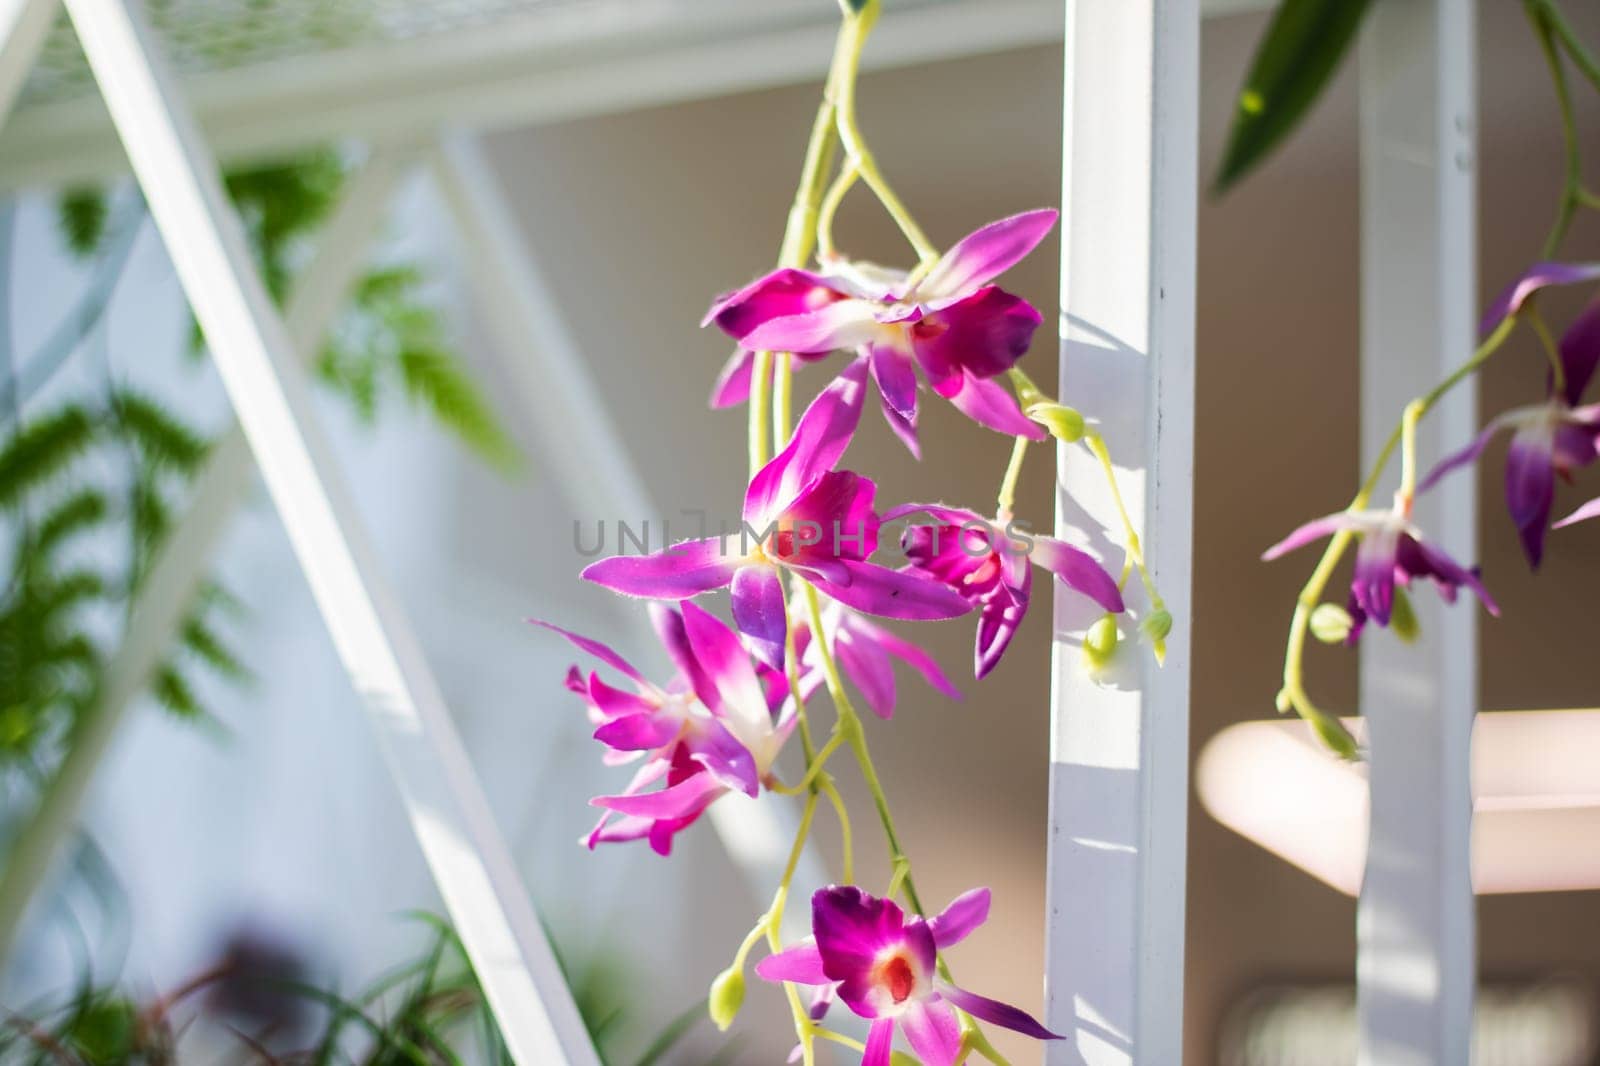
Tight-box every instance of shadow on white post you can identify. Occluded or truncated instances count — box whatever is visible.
[1357,2,1478,1064]
[58,2,599,1061]
[1044,2,1197,1064]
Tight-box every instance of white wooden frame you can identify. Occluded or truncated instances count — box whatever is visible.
[1357,1,1478,1063]
[1045,1,1198,1062]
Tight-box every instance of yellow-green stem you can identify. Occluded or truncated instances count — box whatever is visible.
[1083,430,1162,609]
[831,2,938,265]
[817,163,860,261]
[996,435,1030,518]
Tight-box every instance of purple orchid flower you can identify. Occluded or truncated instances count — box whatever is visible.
[530,602,794,855]
[794,601,962,719]
[885,504,1124,679]
[1422,264,1600,566]
[756,886,1060,1066]
[583,360,972,670]
[1262,502,1499,630]
[704,211,1058,456]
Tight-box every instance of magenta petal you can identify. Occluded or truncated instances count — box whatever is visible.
[812,886,907,984]
[911,286,1044,385]
[744,359,868,527]
[783,470,880,562]
[754,941,830,986]
[591,771,724,818]
[862,1019,894,1066]
[914,209,1058,302]
[820,561,974,621]
[1261,513,1356,561]
[927,888,990,949]
[739,299,883,355]
[649,603,713,698]
[974,579,1028,680]
[868,341,919,418]
[879,389,922,458]
[1558,297,1600,405]
[583,813,654,849]
[526,620,646,684]
[1505,425,1556,567]
[593,713,680,752]
[731,564,788,670]
[680,601,768,722]
[1555,495,1600,527]
[1419,419,1507,495]
[1029,535,1126,613]
[687,720,760,796]
[582,537,740,599]
[834,624,897,719]
[937,981,1062,1041]
[900,1001,963,1066]
[705,268,843,338]
[1480,261,1600,336]
[1399,536,1500,616]
[942,371,1049,439]
[1352,529,1399,626]
[710,348,756,409]
[869,624,962,701]
[585,674,657,719]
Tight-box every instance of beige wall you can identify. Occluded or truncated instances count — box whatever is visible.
[481,4,1600,1061]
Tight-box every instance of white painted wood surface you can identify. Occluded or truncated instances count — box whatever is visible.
[1045,1,1197,1063]
[1357,1,1479,1063]
[0,0,1271,191]
[0,0,54,124]
[58,2,598,1060]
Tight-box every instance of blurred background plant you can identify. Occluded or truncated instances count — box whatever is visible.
[0,146,524,1052]
[0,911,728,1065]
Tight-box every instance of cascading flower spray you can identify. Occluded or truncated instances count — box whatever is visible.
[529,1,1168,1062]
[1261,0,1600,758]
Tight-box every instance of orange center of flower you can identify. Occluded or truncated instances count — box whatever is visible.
[879,953,916,1004]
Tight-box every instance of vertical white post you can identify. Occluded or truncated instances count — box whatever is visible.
[428,134,828,924]
[60,3,598,1062]
[1045,2,1197,1064]
[0,0,55,125]
[1357,2,1478,1064]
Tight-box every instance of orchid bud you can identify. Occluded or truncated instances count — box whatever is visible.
[708,966,745,1031]
[1139,608,1172,645]
[1030,403,1086,443]
[1274,688,1293,714]
[1309,603,1354,645]
[1083,614,1120,670]
[1390,587,1420,644]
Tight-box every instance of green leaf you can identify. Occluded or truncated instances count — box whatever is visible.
[632,1003,703,1066]
[0,406,98,509]
[152,663,203,719]
[34,489,111,556]
[397,346,522,473]
[1213,0,1376,193]
[182,613,251,682]
[111,389,210,472]
[57,188,110,259]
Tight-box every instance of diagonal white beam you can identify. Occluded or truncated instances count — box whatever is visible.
[427,133,827,932]
[1356,2,1478,1063]
[0,0,55,127]
[57,2,598,1061]
[1044,1,1197,1063]
[0,146,410,964]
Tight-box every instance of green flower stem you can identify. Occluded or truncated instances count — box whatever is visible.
[817,163,860,262]
[1082,430,1164,615]
[765,791,821,1066]
[1535,0,1600,96]
[818,775,855,883]
[1528,306,1568,395]
[831,1,939,266]
[1276,314,1519,754]
[996,435,1030,519]
[768,731,847,795]
[1528,2,1585,259]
